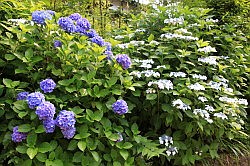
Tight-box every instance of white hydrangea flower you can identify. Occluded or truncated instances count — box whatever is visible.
[170,72,186,78]
[198,57,217,65]
[175,28,192,35]
[192,74,207,80]
[164,16,184,25]
[238,99,248,106]
[205,105,215,112]
[116,43,129,49]
[135,28,146,33]
[159,135,173,146]
[214,112,228,120]
[172,99,191,111]
[139,63,152,69]
[149,40,160,45]
[166,146,178,156]
[208,81,228,90]
[148,79,173,90]
[197,46,217,53]
[224,88,233,93]
[156,65,166,69]
[130,71,142,78]
[146,88,156,94]
[198,96,208,102]
[219,96,237,104]
[129,40,145,46]
[205,18,219,23]
[142,70,160,78]
[114,35,124,40]
[160,33,199,41]
[188,83,205,91]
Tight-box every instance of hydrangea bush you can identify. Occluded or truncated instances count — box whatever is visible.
[111,2,249,165]
[0,5,165,166]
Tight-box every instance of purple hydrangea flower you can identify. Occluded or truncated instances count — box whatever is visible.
[116,54,131,70]
[54,40,62,48]
[116,132,123,142]
[69,13,82,21]
[55,110,76,130]
[11,126,28,142]
[61,127,76,139]
[104,51,114,60]
[40,78,56,93]
[83,29,97,38]
[35,101,56,120]
[17,92,29,100]
[91,36,105,46]
[112,99,128,115]
[58,17,76,33]
[105,42,112,51]
[27,92,45,109]
[43,119,56,133]
[76,18,91,31]
[32,10,53,25]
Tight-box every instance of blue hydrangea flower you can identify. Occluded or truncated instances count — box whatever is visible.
[35,101,56,120]
[55,110,76,130]
[40,78,56,93]
[61,127,76,139]
[32,10,53,25]
[76,18,91,31]
[105,42,112,51]
[116,132,123,142]
[46,10,55,16]
[91,36,105,46]
[11,126,28,142]
[58,17,76,33]
[27,92,45,109]
[104,51,114,60]
[17,92,29,100]
[54,40,62,48]
[69,13,82,21]
[83,29,97,38]
[43,119,56,133]
[112,99,128,115]
[116,54,131,70]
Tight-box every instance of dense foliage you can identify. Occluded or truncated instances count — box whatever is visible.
[0,0,249,165]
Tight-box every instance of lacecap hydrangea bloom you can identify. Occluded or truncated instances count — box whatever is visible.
[11,126,28,142]
[16,92,29,100]
[112,99,128,115]
[32,10,54,25]
[116,54,131,70]
[54,40,62,48]
[55,110,76,130]
[40,78,56,93]
[35,101,56,120]
[27,92,45,109]
[43,120,56,133]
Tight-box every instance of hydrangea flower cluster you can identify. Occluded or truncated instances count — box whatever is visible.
[198,56,217,65]
[159,135,178,156]
[35,101,56,121]
[27,92,45,109]
[188,83,205,91]
[32,10,54,25]
[164,16,184,25]
[191,74,207,80]
[193,109,213,123]
[112,99,128,115]
[16,92,29,100]
[54,40,62,48]
[116,54,132,70]
[148,79,173,90]
[214,112,228,120]
[43,120,56,133]
[55,110,76,139]
[170,72,186,78]
[11,126,28,143]
[160,33,199,41]
[172,99,191,111]
[197,46,217,53]
[40,78,56,93]
[198,96,208,102]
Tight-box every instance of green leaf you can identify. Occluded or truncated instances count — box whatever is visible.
[148,34,154,42]
[93,110,103,121]
[146,94,157,100]
[68,140,78,151]
[27,148,38,159]
[18,124,32,132]
[3,78,12,88]
[120,149,129,160]
[122,142,133,149]
[35,125,45,133]
[38,142,52,153]
[21,159,32,166]
[111,89,123,95]
[78,141,86,152]
[27,132,37,147]
[107,77,118,87]
[13,100,27,111]
[5,54,15,60]
[73,152,83,163]
[91,151,100,162]
[58,78,75,86]
[25,48,33,60]
[52,159,63,166]
[113,161,121,166]
[18,111,28,118]
[16,145,27,154]
[36,153,47,162]
[131,123,139,134]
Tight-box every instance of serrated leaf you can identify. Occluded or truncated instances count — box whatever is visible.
[16,145,27,154]
[91,151,100,162]
[38,142,52,153]
[27,132,37,147]
[120,150,129,160]
[18,124,32,132]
